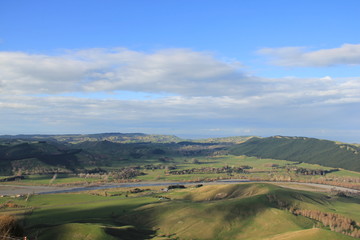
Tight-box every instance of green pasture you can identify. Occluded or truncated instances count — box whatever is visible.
[0,155,359,190]
[1,183,359,239]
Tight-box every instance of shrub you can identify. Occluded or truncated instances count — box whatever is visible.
[0,215,24,239]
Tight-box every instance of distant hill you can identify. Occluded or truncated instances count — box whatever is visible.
[0,133,256,145]
[192,136,253,144]
[0,138,229,175]
[230,136,360,171]
[2,133,359,174]
[0,141,94,175]
[0,133,183,144]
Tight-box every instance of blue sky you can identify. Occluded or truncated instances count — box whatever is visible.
[1,0,360,142]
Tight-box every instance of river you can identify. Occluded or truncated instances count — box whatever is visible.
[1,179,359,196]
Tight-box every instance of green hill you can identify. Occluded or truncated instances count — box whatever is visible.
[16,183,360,239]
[230,136,360,171]
[2,134,360,176]
[118,183,359,239]
[0,142,93,175]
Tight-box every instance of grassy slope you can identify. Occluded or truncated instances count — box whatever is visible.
[38,223,118,240]
[1,183,359,239]
[19,194,158,239]
[119,183,360,240]
[230,136,360,171]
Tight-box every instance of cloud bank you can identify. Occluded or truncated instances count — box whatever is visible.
[0,48,252,96]
[258,43,360,67]
[1,47,360,141]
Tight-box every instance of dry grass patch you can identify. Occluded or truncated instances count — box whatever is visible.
[0,215,24,239]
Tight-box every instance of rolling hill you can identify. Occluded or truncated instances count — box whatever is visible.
[1,134,360,176]
[15,183,360,239]
[230,136,360,171]
[114,183,360,239]
[0,141,94,175]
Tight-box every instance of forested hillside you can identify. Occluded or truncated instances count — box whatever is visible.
[230,136,360,171]
[0,142,94,175]
[0,138,228,175]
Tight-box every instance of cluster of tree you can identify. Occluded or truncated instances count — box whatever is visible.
[289,208,360,238]
[298,177,360,190]
[111,167,145,180]
[158,157,174,163]
[169,166,246,175]
[168,185,186,189]
[287,167,339,176]
[11,166,71,175]
[77,173,109,180]
[77,167,109,179]
[78,167,107,174]
[129,188,147,193]
[266,194,360,238]
[78,167,145,180]
[247,174,360,191]
[0,176,25,182]
[176,144,227,157]
[330,189,360,198]
[324,176,360,183]
[10,157,72,175]
[143,164,177,170]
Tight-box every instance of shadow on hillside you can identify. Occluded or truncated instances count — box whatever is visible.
[23,200,158,240]
[104,226,156,240]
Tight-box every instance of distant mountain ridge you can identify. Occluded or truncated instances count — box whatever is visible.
[230,136,360,171]
[0,133,183,144]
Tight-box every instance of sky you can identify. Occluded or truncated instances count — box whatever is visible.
[1,0,360,143]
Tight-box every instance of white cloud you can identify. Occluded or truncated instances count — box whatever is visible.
[4,47,358,104]
[0,48,254,97]
[258,43,360,67]
[1,47,360,141]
